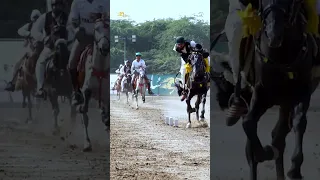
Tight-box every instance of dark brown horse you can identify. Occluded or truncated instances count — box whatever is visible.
[210,0,320,179]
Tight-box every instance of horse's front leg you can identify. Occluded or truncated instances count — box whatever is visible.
[287,97,310,180]
[200,92,207,121]
[26,92,33,123]
[22,91,27,108]
[195,94,201,121]
[135,81,139,109]
[242,86,278,180]
[271,106,292,180]
[49,92,60,135]
[186,91,195,128]
[81,88,92,152]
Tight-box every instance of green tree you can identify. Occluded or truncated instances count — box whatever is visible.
[110,16,209,74]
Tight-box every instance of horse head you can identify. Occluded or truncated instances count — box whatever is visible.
[190,52,206,81]
[139,67,146,79]
[52,25,69,70]
[259,0,305,48]
[94,18,109,56]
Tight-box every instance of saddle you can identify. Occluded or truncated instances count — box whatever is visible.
[77,44,93,87]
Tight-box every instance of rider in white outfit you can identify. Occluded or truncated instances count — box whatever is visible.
[131,52,154,94]
[32,0,68,98]
[68,0,109,106]
[225,0,247,88]
[4,9,41,92]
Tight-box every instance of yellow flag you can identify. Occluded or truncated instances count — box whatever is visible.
[118,12,125,17]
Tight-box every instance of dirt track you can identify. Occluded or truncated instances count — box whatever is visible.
[0,92,109,180]
[110,94,210,180]
[210,87,320,179]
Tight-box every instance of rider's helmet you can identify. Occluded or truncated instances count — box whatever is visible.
[135,52,142,56]
[30,9,41,22]
[175,36,185,49]
[175,36,185,44]
[51,0,65,16]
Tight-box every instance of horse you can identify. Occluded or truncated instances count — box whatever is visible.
[15,42,44,123]
[133,67,147,109]
[182,51,209,128]
[210,0,320,179]
[43,28,76,135]
[115,76,121,100]
[121,73,132,103]
[76,18,109,151]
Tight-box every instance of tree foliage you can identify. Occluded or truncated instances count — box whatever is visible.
[110,16,209,74]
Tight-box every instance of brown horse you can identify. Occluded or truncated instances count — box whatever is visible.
[15,42,43,123]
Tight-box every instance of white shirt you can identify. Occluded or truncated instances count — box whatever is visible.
[18,23,31,37]
[69,0,108,35]
[131,59,146,72]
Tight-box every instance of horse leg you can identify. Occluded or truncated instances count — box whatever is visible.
[195,94,201,121]
[22,90,27,108]
[26,91,33,123]
[81,88,92,152]
[186,91,195,128]
[200,92,207,121]
[68,96,77,132]
[242,87,278,180]
[142,84,146,103]
[49,93,60,135]
[271,106,292,180]
[135,83,139,109]
[287,97,310,180]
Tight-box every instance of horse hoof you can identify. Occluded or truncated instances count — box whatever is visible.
[287,170,303,180]
[200,117,205,121]
[83,145,92,152]
[136,107,139,110]
[186,123,191,128]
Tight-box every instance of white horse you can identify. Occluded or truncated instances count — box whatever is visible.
[134,67,146,109]
[76,19,109,152]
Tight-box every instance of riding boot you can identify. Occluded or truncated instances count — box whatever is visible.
[69,69,83,106]
[146,82,154,95]
[226,75,249,126]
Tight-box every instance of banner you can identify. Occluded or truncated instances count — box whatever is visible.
[110,73,178,96]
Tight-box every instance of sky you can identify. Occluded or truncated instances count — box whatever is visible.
[110,0,210,24]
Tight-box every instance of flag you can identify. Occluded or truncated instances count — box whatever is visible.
[118,12,125,17]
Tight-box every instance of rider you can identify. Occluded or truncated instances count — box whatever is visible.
[120,60,132,91]
[173,36,210,101]
[68,0,108,106]
[33,0,68,98]
[131,52,154,95]
[225,0,320,124]
[4,9,41,92]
